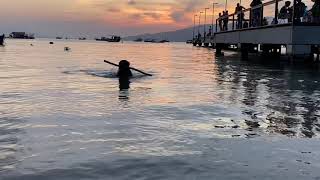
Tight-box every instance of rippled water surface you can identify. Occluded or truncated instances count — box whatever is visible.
[1,39,320,179]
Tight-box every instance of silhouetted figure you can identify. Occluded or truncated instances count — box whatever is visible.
[294,0,306,22]
[0,34,4,46]
[310,0,320,23]
[218,13,223,31]
[235,3,245,29]
[250,0,263,27]
[279,1,293,23]
[207,26,212,36]
[262,17,269,25]
[223,11,229,31]
[243,21,249,28]
[117,60,133,90]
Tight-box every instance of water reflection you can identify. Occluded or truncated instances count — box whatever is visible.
[0,113,24,171]
[118,89,130,101]
[119,79,130,90]
[214,55,320,138]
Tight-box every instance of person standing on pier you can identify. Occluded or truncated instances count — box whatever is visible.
[235,3,245,29]
[218,13,223,31]
[250,0,263,27]
[310,0,320,23]
[293,0,306,22]
[207,26,212,36]
[279,1,293,22]
[223,11,229,31]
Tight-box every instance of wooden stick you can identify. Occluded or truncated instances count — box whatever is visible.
[104,60,153,76]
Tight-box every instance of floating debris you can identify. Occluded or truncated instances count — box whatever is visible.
[301,151,312,154]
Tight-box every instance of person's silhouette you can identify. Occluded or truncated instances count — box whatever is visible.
[117,60,133,90]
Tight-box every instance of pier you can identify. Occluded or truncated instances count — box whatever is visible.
[193,0,320,61]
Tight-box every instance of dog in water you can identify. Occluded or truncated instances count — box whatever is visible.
[117,60,133,90]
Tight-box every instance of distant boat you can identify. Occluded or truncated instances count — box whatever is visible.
[96,36,121,42]
[186,40,193,44]
[56,37,62,39]
[0,34,4,46]
[9,32,34,39]
[144,39,156,43]
[159,40,170,43]
[79,37,86,40]
[134,38,143,42]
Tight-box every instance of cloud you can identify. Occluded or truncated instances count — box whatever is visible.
[0,0,230,36]
[107,7,121,13]
[170,11,186,22]
[128,0,137,5]
[143,12,161,20]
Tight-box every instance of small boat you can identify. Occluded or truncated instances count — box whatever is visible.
[186,40,193,44]
[9,32,34,39]
[159,40,170,43]
[96,36,121,42]
[134,38,143,42]
[144,39,156,43]
[79,37,86,40]
[56,37,62,39]
[0,34,4,46]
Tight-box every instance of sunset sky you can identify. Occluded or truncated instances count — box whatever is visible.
[0,0,313,37]
[0,0,224,37]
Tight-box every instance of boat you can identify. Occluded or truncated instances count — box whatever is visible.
[0,34,4,46]
[9,32,34,39]
[56,37,62,39]
[134,38,143,42]
[159,40,170,43]
[144,39,156,43]
[186,40,193,44]
[79,37,86,40]
[96,36,121,42]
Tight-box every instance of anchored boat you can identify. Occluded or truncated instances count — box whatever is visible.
[96,36,121,42]
[0,34,4,46]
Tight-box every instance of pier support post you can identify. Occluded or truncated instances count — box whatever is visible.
[215,43,223,56]
[287,45,312,60]
[313,45,320,62]
[240,43,249,60]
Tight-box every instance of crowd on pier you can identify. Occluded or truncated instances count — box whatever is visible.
[217,0,320,32]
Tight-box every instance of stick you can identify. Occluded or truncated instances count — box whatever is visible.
[104,60,153,76]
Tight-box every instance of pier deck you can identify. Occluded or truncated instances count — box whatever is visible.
[193,0,320,59]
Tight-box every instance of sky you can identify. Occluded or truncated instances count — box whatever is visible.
[0,0,229,37]
[0,0,313,38]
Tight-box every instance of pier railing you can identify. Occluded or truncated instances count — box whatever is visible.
[215,0,318,33]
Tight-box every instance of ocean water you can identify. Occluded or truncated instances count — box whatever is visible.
[0,39,320,180]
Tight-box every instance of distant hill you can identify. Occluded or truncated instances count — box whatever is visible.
[124,18,278,42]
[124,25,215,42]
